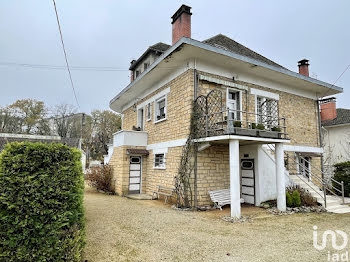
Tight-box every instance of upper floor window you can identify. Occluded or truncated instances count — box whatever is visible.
[135,70,140,78]
[155,96,167,123]
[144,63,149,71]
[146,103,152,121]
[257,96,279,128]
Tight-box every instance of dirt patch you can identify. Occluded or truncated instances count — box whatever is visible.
[84,186,350,262]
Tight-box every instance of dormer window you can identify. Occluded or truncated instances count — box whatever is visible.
[155,96,167,123]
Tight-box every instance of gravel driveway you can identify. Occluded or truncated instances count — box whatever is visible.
[84,186,350,262]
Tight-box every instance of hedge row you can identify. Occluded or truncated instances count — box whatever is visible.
[333,161,350,197]
[0,142,85,261]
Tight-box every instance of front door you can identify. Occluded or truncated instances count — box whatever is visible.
[129,156,142,194]
[241,159,255,205]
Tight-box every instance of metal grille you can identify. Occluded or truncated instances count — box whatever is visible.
[257,98,279,129]
[195,89,223,137]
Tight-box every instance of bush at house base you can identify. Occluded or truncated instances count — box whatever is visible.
[0,142,85,261]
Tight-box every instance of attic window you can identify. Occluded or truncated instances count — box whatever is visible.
[135,70,140,78]
[144,63,149,70]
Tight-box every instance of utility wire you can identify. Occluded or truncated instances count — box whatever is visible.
[0,61,187,71]
[331,63,350,87]
[52,0,80,109]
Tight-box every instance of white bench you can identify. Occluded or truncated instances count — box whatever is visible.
[152,185,174,204]
[209,189,245,210]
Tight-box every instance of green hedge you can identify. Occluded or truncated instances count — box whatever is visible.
[333,161,350,197]
[0,142,85,261]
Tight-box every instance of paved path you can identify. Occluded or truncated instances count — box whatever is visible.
[84,187,350,262]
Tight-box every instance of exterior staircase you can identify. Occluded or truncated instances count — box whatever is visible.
[289,174,350,214]
[265,144,350,214]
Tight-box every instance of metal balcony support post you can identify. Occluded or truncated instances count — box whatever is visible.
[323,183,327,208]
[341,181,345,204]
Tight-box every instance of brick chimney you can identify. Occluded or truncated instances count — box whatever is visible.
[298,59,309,77]
[171,5,192,45]
[320,97,337,121]
[130,60,136,82]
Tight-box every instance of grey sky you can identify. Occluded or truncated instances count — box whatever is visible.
[0,0,349,113]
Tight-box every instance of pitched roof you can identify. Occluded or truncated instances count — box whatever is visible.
[322,108,350,127]
[0,136,81,152]
[202,34,285,69]
[129,42,170,70]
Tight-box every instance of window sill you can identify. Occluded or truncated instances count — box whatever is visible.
[146,118,151,122]
[153,166,166,170]
[154,117,167,124]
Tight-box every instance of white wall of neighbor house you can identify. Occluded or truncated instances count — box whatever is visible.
[323,124,350,165]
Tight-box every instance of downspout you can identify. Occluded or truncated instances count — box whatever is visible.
[316,98,324,179]
[193,61,198,208]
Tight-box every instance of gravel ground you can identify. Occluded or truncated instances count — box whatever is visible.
[84,186,350,262]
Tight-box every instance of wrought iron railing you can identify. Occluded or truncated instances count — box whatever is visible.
[267,144,345,208]
[196,108,287,139]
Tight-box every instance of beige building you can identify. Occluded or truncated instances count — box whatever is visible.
[107,5,344,217]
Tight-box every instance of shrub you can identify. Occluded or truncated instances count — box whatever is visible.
[286,192,293,207]
[286,185,318,207]
[333,161,350,197]
[256,123,265,130]
[234,121,242,127]
[0,142,85,262]
[86,165,114,193]
[271,126,281,132]
[291,190,301,207]
[251,123,257,129]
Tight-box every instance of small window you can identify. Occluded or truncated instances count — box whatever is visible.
[146,103,151,121]
[154,153,165,169]
[155,96,167,122]
[144,63,149,70]
[135,70,140,78]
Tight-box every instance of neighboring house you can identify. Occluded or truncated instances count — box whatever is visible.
[321,98,350,175]
[107,5,344,217]
[0,133,86,172]
[48,113,86,138]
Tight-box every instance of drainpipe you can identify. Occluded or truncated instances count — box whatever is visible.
[316,99,324,179]
[193,67,198,208]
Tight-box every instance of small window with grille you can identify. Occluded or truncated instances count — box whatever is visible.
[154,153,166,169]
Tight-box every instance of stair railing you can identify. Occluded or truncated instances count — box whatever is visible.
[266,144,345,206]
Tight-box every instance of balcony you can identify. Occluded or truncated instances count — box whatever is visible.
[113,130,148,147]
[195,108,288,140]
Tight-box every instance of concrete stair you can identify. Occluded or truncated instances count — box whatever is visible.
[289,174,350,214]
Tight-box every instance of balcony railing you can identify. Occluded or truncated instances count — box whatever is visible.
[196,108,287,139]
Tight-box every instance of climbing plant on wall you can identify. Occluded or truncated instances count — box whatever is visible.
[175,89,223,208]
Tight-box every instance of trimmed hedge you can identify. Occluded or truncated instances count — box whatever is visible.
[0,142,85,261]
[333,161,350,197]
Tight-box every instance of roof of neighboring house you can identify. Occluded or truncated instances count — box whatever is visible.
[129,42,170,70]
[322,108,350,127]
[202,34,285,69]
[0,134,81,152]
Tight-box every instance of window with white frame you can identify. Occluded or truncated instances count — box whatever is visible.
[154,153,166,168]
[155,96,167,122]
[257,97,279,128]
[146,103,152,121]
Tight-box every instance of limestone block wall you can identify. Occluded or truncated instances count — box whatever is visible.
[122,69,194,145]
[108,145,147,196]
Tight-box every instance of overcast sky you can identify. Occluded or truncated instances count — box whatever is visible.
[0,0,349,113]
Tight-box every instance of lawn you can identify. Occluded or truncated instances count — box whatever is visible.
[84,186,350,262]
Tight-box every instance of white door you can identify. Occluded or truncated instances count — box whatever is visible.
[227,90,240,121]
[129,156,141,194]
[241,159,255,205]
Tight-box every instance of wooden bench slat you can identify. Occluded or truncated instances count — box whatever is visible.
[209,189,245,210]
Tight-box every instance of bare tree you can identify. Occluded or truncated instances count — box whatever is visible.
[51,103,77,137]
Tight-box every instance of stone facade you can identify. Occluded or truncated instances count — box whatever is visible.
[110,68,323,205]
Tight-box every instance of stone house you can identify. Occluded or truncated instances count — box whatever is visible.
[107,5,344,217]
